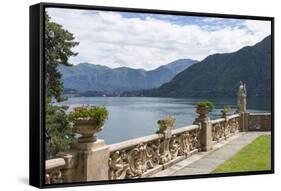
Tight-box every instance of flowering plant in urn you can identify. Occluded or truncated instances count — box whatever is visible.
[69,105,109,143]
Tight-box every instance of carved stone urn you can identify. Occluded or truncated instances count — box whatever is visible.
[194,106,210,124]
[196,106,209,118]
[74,118,104,143]
[157,117,175,134]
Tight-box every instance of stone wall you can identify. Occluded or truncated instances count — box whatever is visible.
[248,113,271,131]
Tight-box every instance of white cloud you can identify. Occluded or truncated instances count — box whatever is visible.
[47,8,271,70]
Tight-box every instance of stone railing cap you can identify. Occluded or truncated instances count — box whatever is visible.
[56,150,77,158]
[211,118,225,124]
[228,113,240,119]
[46,158,66,171]
[109,133,163,151]
[171,124,199,135]
[249,112,271,116]
[211,114,240,124]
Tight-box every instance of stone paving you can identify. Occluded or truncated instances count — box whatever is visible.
[152,131,271,177]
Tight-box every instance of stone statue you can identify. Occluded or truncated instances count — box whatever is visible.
[237,81,247,113]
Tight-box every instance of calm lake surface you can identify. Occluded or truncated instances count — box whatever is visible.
[62,97,271,144]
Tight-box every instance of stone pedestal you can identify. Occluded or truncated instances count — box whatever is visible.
[198,120,212,151]
[240,112,249,132]
[71,139,109,181]
[193,110,212,152]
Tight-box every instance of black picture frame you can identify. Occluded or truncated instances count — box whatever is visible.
[30,2,275,189]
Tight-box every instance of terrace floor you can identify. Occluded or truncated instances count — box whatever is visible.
[152,131,271,177]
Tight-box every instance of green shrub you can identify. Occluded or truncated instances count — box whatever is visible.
[157,116,176,133]
[222,105,231,113]
[196,101,214,112]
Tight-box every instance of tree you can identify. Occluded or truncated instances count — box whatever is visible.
[46,99,75,158]
[45,13,79,159]
[45,13,79,101]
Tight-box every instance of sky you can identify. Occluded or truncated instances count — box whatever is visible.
[46,8,271,70]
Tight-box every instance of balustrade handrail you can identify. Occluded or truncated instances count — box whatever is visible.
[171,124,199,135]
[46,158,65,171]
[211,113,240,125]
[228,113,240,119]
[109,133,163,152]
[211,118,225,124]
[249,112,271,116]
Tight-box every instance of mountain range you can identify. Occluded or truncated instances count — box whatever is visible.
[134,35,271,98]
[59,59,197,95]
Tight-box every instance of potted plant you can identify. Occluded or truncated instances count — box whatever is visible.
[221,106,231,118]
[69,105,109,143]
[195,101,214,117]
[157,116,175,133]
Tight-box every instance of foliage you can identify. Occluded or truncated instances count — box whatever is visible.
[45,98,75,159]
[69,105,109,127]
[45,13,79,101]
[157,116,176,133]
[213,135,271,173]
[222,105,231,113]
[196,101,214,112]
[45,13,79,159]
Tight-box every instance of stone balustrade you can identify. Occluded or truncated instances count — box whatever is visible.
[44,81,272,183]
[211,114,240,143]
[108,124,200,180]
[45,158,65,184]
[45,112,271,183]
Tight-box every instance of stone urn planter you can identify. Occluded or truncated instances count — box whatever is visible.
[74,118,104,143]
[195,101,214,115]
[157,116,175,134]
[70,106,109,143]
[195,101,214,121]
[221,106,231,118]
[196,106,209,117]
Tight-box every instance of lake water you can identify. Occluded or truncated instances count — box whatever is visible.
[61,97,271,144]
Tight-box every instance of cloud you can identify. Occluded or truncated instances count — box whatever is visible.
[47,8,271,70]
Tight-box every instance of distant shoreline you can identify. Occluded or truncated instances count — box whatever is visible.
[63,94,271,99]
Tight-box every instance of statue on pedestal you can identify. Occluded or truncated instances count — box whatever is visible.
[237,81,247,113]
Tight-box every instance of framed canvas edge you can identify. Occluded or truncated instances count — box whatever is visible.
[30,3,45,188]
[29,2,275,189]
